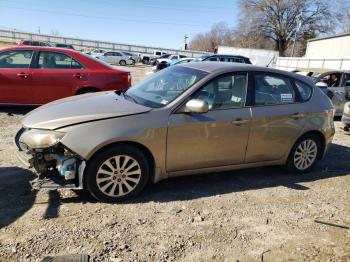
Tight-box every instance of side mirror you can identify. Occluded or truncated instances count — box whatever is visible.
[345,80,350,87]
[185,99,209,113]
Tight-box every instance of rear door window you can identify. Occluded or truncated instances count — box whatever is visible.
[38,51,84,69]
[0,50,33,68]
[294,80,313,102]
[254,73,295,105]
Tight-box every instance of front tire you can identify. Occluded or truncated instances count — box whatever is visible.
[286,134,321,174]
[85,146,149,202]
[119,60,127,66]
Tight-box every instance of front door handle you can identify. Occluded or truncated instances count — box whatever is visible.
[17,72,30,79]
[73,73,84,79]
[231,118,249,126]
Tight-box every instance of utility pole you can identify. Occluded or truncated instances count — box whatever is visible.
[38,26,41,34]
[183,34,188,50]
[291,13,302,57]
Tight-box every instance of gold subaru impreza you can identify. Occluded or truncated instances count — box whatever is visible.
[15,62,335,202]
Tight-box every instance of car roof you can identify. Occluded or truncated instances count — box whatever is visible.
[0,45,79,55]
[319,70,350,74]
[179,62,315,84]
[212,54,250,59]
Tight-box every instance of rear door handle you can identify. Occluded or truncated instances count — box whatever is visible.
[73,73,84,79]
[17,73,30,79]
[231,118,249,126]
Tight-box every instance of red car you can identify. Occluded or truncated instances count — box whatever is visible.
[0,46,131,105]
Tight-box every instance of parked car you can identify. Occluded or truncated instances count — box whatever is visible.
[16,39,51,47]
[156,54,187,64]
[89,49,106,56]
[15,62,335,202]
[342,102,350,131]
[95,51,135,66]
[120,51,140,63]
[293,70,321,81]
[169,57,195,66]
[314,70,350,116]
[0,46,131,105]
[146,61,169,75]
[147,58,195,75]
[52,43,75,50]
[149,54,171,66]
[140,50,168,64]
[193,54,252,64]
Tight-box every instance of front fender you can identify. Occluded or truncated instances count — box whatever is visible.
[58,111,168,174]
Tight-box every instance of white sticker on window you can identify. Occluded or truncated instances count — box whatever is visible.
[160,99,168,105]
[281,93,293,103]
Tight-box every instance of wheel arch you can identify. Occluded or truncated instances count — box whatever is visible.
[85,141,156,183]
[289,130,326,161]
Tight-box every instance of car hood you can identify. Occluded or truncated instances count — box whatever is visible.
[22,91,151,130]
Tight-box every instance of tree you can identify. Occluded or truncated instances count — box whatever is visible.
[188,22,234,52]
[336,0,350,32]
[237,0,335,56]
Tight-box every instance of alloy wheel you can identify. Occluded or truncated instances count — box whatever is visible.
[96,155,141,197]
[293,139,318,170]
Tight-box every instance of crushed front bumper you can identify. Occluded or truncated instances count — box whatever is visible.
[14,127,86,190]
[14,128,31,167]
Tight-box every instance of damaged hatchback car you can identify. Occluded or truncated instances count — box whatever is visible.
[15,62,335,202]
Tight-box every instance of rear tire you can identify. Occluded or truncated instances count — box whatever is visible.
[85,145,149,203]
[286,134,321,174]
[119,60,127,66]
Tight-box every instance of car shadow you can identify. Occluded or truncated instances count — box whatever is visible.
[57,143,350,205]
[0,167,36,228]
[0,106,37,116]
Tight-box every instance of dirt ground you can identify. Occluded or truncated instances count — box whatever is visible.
[0,65,350,262]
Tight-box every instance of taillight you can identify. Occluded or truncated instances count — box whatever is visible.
[128,73,131,85]
[121,73,131,87]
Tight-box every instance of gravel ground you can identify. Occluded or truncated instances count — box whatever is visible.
[0,65,350,262]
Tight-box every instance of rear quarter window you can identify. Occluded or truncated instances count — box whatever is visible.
[293,80,313,102]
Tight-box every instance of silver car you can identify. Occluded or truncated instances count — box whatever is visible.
[15,62,335,202]
[314,70,350,116]
[95,51,135,66]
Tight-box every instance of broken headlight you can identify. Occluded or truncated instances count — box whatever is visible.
[19,129,65,149]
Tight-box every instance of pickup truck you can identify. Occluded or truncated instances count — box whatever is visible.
[140,50,168,64]
[156,54,187,64]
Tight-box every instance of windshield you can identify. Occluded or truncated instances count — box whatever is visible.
[125,66,208,108]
